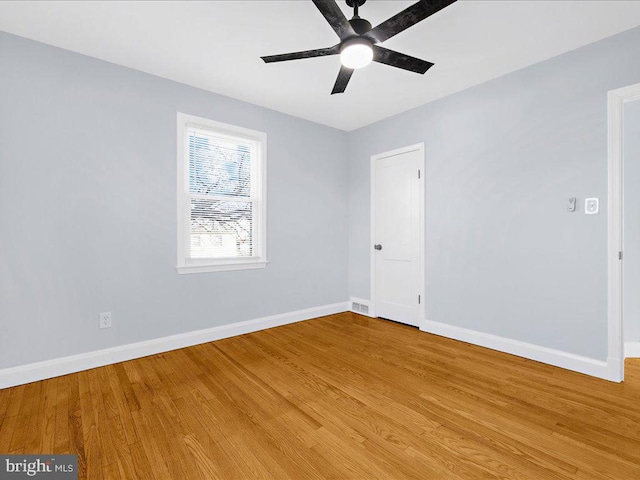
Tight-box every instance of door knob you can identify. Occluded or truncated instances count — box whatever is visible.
[374,244,382,250]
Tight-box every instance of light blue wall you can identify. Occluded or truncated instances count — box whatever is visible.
[624,99,640,343]
[3,25,640,370]
[0,32,349,369]
[348,26,640,360]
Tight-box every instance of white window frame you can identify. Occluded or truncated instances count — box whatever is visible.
[176,112,267,274]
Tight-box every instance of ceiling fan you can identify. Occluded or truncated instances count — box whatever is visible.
[261,0,457,94]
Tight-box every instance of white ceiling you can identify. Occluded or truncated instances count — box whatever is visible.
[1,1,640,131]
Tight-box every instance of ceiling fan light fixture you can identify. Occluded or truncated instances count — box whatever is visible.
[340,37,373,69]
[261,0,456,93]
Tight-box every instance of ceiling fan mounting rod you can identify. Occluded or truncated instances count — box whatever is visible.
[346,0,372,36]
[346,0,366,18]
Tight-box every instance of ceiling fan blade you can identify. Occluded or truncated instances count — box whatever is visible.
[312,0,356,40]
[373,46,434,74]
[367,0,457,44]
[261,45,340,63]
[331,66,354,95]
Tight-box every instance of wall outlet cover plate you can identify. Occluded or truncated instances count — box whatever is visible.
[585,198,599,214]
[99,312,112,329]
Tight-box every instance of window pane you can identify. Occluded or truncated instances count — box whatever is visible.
[189,198,253,258]
[188,129,252,197]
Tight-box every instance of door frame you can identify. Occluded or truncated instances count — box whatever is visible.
[370,143,426,324]
[608,82,640,382]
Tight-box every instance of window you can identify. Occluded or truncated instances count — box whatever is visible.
[176,113,267,274]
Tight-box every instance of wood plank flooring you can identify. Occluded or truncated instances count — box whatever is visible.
[1,312,640,479]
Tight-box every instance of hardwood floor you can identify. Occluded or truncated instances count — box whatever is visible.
[1,313,639,479]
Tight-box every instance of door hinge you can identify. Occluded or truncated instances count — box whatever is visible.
[619,251,623,260]
[418,295,421,304]
[418,169,421,179]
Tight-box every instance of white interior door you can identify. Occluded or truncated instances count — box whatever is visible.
[372,144,424,327]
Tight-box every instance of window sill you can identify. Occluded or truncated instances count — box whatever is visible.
[176,260,269,275]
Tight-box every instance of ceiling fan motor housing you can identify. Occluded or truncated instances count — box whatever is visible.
[349,17,373,36]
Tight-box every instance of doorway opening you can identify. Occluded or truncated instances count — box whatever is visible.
[607,82,640,382]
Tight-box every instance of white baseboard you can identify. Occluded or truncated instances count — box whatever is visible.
[0,302,350,390]
[421,319,619,382]
[349,297,375,317]
[625,342,640,358]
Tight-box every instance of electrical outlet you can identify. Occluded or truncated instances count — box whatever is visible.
[99,312,112,329]
[585,197,599,215]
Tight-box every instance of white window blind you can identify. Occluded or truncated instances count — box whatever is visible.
[177,114,267,274]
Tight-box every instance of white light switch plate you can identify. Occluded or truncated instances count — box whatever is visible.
[585,198,599,215]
